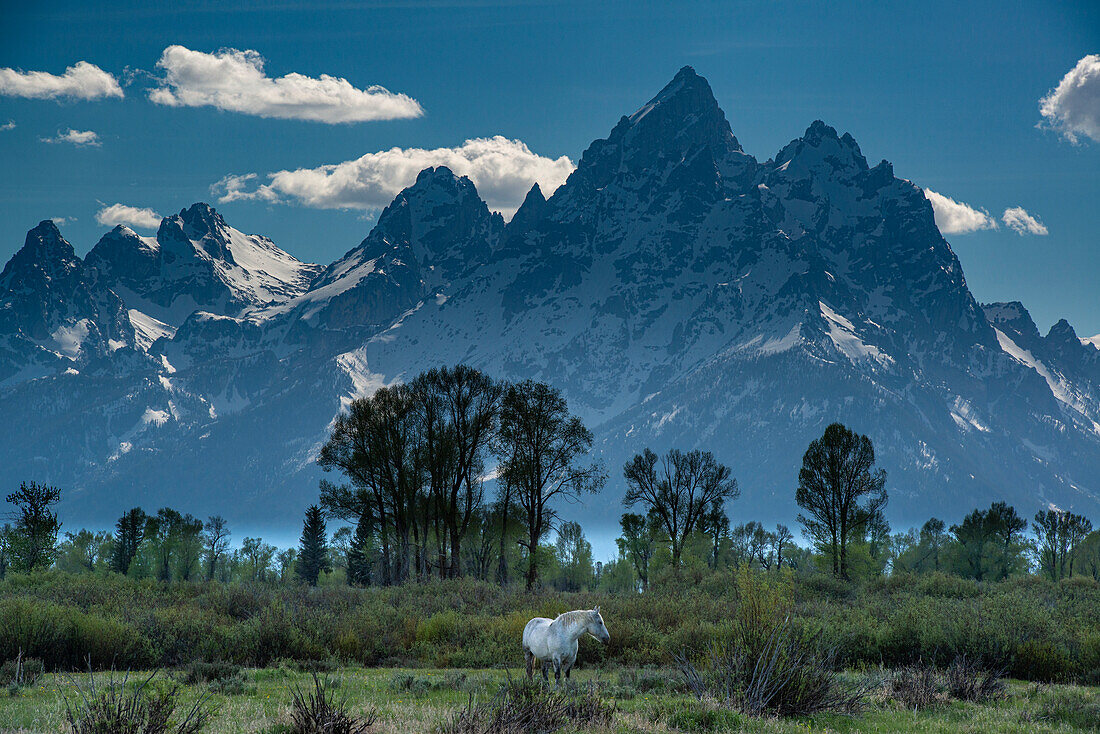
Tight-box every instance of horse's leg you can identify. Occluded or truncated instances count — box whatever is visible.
[553,658,562,685]
[541,661,550,682]
[525,649,533,680]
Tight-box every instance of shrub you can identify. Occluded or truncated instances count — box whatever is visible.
[293,659,340,674]
[0,654,44,686]
[288,673,377,734]
[1015,638,1072,682]
[1023,685,1100,730]
[945,655,1006,702]
[0,569,1095,683]
[885,661,941,709]
[658,700,743,732]
[388,671,431,694]
[616,667,684,696]
[177,661,242,686]
[442,678,614,734]
[679,617,868,717]
[63,670,215,734]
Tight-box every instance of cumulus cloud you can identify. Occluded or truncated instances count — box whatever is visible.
[0,61,123,100]
[0,121,14,131]
[1002,207,1048,236]
[149,45,423,123]
[40,129,100,146]
[924,189,998,234]
[213,173,279,204]
[50,217,74,226]
[95,203,162,230]
[1039,54,1100,144]
[213,136,576,218]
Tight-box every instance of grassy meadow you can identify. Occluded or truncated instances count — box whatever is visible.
[2,569,1099,732]
[2,665,1099,733]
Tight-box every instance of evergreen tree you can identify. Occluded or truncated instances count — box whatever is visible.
[5,481,62,572]
[110,507,146,575]
[296,505,331,586]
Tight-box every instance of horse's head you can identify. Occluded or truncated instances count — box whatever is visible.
[587,606,610,644]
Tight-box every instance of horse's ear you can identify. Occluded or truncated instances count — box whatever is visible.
[593,605,600,613]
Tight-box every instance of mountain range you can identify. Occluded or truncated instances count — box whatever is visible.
[3,66,1098,541]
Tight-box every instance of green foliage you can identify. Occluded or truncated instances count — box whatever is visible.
[63,670,215,734]
[296,506,331,587]
[5,481,62,573]
[0,655,44,686]
[287,673,377,734]
[1,570,1099,685]
[1022,684,1100,729]
[796,423,887,580]
[442,678,614,734]
[657,700,743,732]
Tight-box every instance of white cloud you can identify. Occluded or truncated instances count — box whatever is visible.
[214,136,576,219]
[0,61,123,100]
[149,45,423,123]
[1039,55,1100,144]
[40,129,100,147]
[1002,207,1048,236]
[213,173,279,204]
[50,217,74,226]
[95,203,162,230]
[923,189,998,234]
[0,121,14,131]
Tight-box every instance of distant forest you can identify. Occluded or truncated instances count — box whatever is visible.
[3,366,1098,591]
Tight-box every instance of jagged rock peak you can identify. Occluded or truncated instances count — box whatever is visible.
[1048,318,1079,342]
[615,66,741,155]
[177,202,225,235]
[506,183,548,233]
[0,220,81,287]
[982,301,1042,342]
[773,120,869,175]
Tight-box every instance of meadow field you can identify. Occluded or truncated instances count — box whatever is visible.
[1,569,1099,732]
[2,664,1099,733]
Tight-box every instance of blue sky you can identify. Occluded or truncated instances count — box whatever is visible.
[1,0,1098,340]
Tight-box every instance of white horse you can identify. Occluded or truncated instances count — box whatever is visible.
[523,607,610,683]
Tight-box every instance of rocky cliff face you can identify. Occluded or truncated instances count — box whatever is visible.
[1,68,1098,537]
[86,203,321,327]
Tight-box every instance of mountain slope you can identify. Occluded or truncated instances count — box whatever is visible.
[86,204,321,327]
[0,221,136,384]
[1,67,1099,539]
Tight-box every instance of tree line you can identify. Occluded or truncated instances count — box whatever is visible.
[3,366,1098,589]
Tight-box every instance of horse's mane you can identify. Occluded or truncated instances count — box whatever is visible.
[555,609,595,627]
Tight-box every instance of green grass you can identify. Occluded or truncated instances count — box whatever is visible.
[1,667,1096,734]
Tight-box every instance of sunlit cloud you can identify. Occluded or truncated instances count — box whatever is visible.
[0,61,123,100]
[95,203,162,230]
[213,136,575,219]
[1002,207,1048,236]
[1039,54,1100,144]
[40,129,101,147]
[924,189,997,234]
[149,45,423,123]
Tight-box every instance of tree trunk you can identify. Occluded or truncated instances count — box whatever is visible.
[449,527,462,578]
